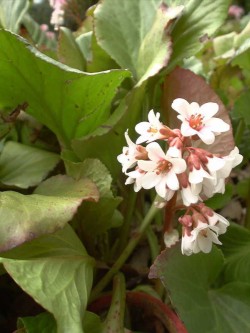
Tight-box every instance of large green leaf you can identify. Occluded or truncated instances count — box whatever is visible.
[18,312,57,333]
[0,141,60,188]
[0,29,130,148]
[63,159,123,240]
[57,27,85,70]
[18,311,103,333]
[94,0,174,85]
[232,91,250,126]
[149,244,250,333]
[168,0,231,70]
[72,83,147,177]
[0,0,29,33]
[0,175,98,252]
[220,223,250,284]
[1,226,94,333]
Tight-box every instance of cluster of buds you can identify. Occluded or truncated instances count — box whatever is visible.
[117,98,243,255]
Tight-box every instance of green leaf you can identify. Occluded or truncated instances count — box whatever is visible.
[0,30,130,148]
[63,159,123,238]
[149,243,250,333]
[22,13,57,50]
[86,33,119,73]
[17,312,57,333]
[168,0,231,70]
[232,91,250,126]
[221,223,250,284]
[94,0,174,85]
[57,27,86,70]
[0,0,29,33]
[72,83,147,178]
[0,141,60,188]
[2,226,94,333]
[208,282,250,333]
[76,31,93,63]
[82,312,103,333]
[0,175,98,252]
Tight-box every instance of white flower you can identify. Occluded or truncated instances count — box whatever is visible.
[191,221,222,254]
[135,110,166,144]
[205,212,230,234]
[137,142,186,198]
[218,147,243,178]
[181,232,194,256]
[117,131,148,173]
[182,221,222,255]
[164,229,179,248]
[201,147,243,197]
[171,98,230,144]
[180,185,200,206]
[125,168,146,192]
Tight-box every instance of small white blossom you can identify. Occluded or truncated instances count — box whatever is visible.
[118,131,149,173]
[180,185,200,206]
[135,110,166,144]
[182,221,222,255]
[138,142,186,198]
[125,168,146,192]
[171,98,230,144]
[181,232,194,256]
[164,229,179,248]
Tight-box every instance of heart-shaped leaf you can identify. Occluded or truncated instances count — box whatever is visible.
[0,29,130,147]
[2,225,94,333]
[0,141,60,188]
[94,0,175,85]
[0,175,98,252]
[149,243,250,333]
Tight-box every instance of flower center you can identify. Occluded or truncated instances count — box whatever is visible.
[189,114,204,130]
[147,126,158,134]
[156,159,172,175]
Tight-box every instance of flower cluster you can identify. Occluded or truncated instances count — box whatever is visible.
[117,98,243,255]
[49,0,66,30]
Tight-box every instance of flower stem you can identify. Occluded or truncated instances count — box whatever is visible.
[163,193,177,233]
[89,201,159,302]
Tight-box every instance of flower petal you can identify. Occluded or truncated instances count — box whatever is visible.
[165,171,179,190]
[198,127,215,144]
[146,142,166,161]
[171,98,190,118]
[205,117,230,132]
[199,102,219,119]
[137,160,156,172]
[171,158,187,174]
[140,172,159,189]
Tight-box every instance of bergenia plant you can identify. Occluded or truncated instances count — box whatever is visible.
[118,98,243,255]
[0,0,250,332]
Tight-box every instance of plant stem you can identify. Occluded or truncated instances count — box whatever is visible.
[89,201,159,302]
[118,190,137,254]
[163,193,177,233]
